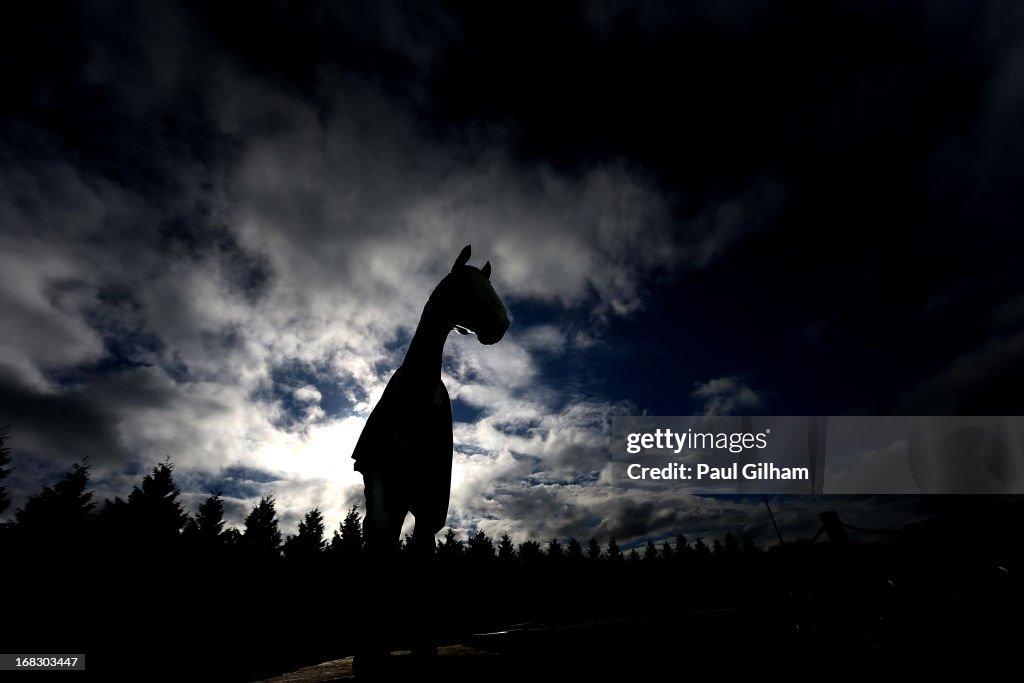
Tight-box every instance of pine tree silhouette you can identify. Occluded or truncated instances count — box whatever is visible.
[518,539,543,564]
[566,537,584,562]
[467,529,495,561]
[497,533,516,562]
[284,507,326,562]
[587,538,603,562]
[661,540,674,561]
[627,548,641,564]
[14,460,94,547]
[243,496,283,561]
[330,504,363,560]
[438,528,463,560]
[113,461,188,547]
[195,493,226,540]
[92,460,187,566]
[222,528,242,546]
[644,539,658,563]
[0,427,11,515]
[675,534,689,556]
[183,492,227,549]
[606,538,623,562]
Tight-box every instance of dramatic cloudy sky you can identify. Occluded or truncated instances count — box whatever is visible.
[2,1,1023,546]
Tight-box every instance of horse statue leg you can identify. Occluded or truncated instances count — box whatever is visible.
[362,464,408,556]
[404,397,454,658]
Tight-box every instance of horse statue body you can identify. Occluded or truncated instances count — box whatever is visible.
[352,244,509,554]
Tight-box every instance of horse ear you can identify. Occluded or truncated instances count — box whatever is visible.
[453,244,471,271]
[481,261,491,279]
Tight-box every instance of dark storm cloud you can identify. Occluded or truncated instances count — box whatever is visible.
[0,366,127,465]
[0,362,231,472]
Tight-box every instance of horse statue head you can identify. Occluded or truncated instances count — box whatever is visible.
[434,244,509,345]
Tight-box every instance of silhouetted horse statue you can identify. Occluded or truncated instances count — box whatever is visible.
[352,245,509,555]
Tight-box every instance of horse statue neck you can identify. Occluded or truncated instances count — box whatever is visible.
[400,283,453,391]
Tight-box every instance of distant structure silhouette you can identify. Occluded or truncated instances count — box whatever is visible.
[352,245,509,554]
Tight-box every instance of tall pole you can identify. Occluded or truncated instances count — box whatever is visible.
[763,493,785,546]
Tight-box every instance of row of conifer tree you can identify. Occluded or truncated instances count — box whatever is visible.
[0,428,758,564]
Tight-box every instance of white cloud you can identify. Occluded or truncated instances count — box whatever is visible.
[513,324,567,354]
[691,375,766,416]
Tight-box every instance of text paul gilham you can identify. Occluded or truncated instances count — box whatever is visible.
[626,462,809,481]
